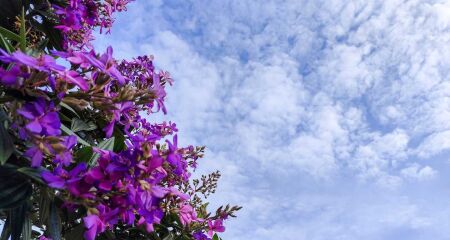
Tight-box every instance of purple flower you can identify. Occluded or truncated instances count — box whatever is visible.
[0,65,27,87]
[103,101,133,137]
[42,166,66,189]
[0,50,65,72]
[84,46,126,84]
[17,98,61,136]
[53,135,78,166]
[166,135,188,177]
[42,163,87,189]
[24,146,44,167]
[193,231,211,240]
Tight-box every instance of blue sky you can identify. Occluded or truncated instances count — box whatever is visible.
[95,1,450,239]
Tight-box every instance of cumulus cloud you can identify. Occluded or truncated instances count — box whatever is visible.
[95,0,450,239]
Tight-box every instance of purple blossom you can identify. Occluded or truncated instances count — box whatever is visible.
[193,231,211,240]
[0,65,27,87]
[0,50,65,72]
[53,135,77,166]
[42,163,87,189]
[84,46,126,84]
[17,98,61,136]
[24,146,44,167]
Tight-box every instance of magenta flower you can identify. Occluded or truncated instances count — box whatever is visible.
[83,205,119,240]
[17,98,61,136]
[208,219,225,237]
[42,163,87,189]
[84,46,126,84]
[103,101,133,137]
[54,69,89,91]
[83,214,106,240]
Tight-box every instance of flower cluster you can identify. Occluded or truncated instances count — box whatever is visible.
[0,0,240,239]
[54,0,133,49]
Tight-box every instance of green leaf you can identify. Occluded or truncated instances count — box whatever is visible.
[0,26,20,42]
[19,7,26,51]
[0,120,14,165]
[0,33,14,53]
[47,201,62,240]
[71,118,97,132]
[212,234,220,240]
[88,137,115,166]
[61,124,90,146]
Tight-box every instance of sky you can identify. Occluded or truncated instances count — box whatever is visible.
[95,1,450,239]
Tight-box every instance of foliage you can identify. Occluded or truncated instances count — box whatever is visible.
[0,0,241,239]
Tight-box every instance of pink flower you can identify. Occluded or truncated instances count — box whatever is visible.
[208,219,225,237]
[179,204,198,226]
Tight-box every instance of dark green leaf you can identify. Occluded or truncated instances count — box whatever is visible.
[113,128,126,152]
[212,234,220,240]
[0,165,32,210]
[74,146,93,163]
[10,202,27,240]
[0,182,32,210]
[88,137,115,166]
[59,102,80,118]
[39,186,50,226]
[47,201,62,240]
[71,118,97,132]
[0,120,14,165]
[17,167,44,184]
[64,224,84,240]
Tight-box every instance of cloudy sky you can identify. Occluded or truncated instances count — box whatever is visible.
[95,1,450,239]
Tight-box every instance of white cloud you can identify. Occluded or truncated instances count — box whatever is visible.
[96,0,450,239]
[415,130,450,159]
[401,164,437,181]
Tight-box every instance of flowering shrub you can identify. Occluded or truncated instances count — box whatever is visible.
[0,1,240,239]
